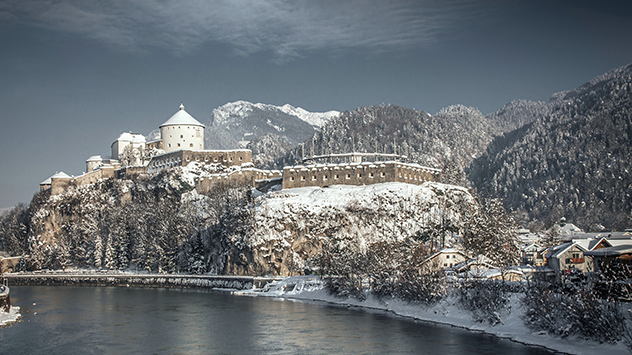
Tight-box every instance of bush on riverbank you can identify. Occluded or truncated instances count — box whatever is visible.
[455,279,513,325]
[522,279,631,346]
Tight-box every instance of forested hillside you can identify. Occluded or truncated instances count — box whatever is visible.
[470,64,632,230]
[275,104,495,178]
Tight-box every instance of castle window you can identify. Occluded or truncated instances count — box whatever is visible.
[381,172,385,177]
[334,174,339,180]
[300,176,305,181]
[369,172,374,178]
[239,157,243,161]
[323,175,328,181]
[290,176,295,181]
[177,143,181,147]
[358,173,362,178]
[168,144,172,147]
[346,174,351,179]
[181,135,184,139]
[190,143,194,148]
[312,176,316,181]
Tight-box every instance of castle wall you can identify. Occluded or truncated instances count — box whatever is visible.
[146,150,253,174]
[197,168,282,194]
[282,161,440,189]
[72,166,116,187]
[116,166,148,180]
[50,177,72,195]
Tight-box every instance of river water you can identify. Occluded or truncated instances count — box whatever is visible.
[1,286,554,354]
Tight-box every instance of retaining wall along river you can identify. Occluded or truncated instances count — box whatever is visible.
[3,273,281,290]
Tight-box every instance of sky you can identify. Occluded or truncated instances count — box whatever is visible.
[1,0,631,208]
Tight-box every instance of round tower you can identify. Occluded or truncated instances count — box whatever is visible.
[160,103,205,153]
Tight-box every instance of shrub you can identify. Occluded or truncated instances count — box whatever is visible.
[456,279,511,325]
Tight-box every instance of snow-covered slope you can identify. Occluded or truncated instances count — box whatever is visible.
[231,182,474,275]
[207,101,339,149]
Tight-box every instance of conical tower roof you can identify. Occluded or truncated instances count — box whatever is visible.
[159,103,204,128]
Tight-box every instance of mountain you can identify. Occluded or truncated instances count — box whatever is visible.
[274,104,496,180]
[469,63,632,230]
[205,101,339,150]
[485,99,551,134]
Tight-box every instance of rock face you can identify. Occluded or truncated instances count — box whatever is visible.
[227,182,474,276]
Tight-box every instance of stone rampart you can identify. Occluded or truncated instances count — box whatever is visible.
[197,168,282,194]
[282,161,440,189]
[147,149,253,174]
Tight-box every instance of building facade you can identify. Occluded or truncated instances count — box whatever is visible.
[159,103,205,153]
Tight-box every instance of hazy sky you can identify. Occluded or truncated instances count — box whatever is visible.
[1,0,631,208]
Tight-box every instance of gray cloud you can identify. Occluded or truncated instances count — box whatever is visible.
[2,0,489,59]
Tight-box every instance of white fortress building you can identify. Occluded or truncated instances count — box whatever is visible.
[160,103,205,152]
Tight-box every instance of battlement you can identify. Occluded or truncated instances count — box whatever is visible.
[282,161,440,189]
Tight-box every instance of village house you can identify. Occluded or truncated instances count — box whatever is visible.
[420,248,468,271]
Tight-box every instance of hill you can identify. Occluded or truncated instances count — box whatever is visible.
[469,63,632,230]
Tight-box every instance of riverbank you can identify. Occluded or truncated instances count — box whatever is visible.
[241,276,628,355]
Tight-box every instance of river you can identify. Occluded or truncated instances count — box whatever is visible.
[1,286,554,354]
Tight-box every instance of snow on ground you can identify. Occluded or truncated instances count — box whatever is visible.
[240,276,628,355]
[0,306,20,327]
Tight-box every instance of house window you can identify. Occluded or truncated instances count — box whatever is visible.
[168,144,171,147]
[177,143,181,147]
[190,143,194,148]
[181,135,184,138]
[446,255,450,259]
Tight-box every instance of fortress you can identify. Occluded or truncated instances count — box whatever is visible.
[40,104,439,196]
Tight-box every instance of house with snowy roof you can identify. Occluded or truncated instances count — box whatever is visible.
[420,248,468,271]
[545,241,592,276]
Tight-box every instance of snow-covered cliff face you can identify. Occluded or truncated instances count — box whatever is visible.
[206,101,339,149]
[228,182,474,275]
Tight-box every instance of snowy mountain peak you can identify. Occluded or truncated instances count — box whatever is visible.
[212,100,339,129]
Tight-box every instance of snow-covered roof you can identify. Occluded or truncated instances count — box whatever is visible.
[584,244,632,257]
[546,241,587,259]
[86,155,104,162]
[41,171,71,185]
[160,103,205,128]
[422,248,467,264]
[115,132,146,143]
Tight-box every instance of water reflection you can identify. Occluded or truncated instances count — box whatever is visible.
[2,286,554,354]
